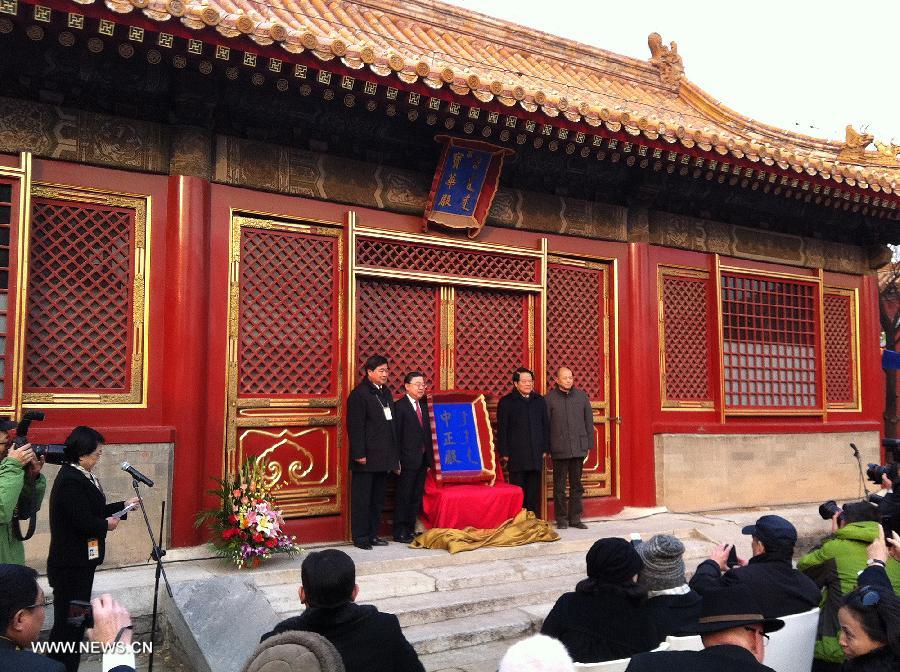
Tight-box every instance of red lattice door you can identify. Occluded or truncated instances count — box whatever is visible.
[226,215,344,528]
[546,259,616,512]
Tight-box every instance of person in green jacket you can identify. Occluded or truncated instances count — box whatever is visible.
[0,419,46,565]
[797,501,900,672]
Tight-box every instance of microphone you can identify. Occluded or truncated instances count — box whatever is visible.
[121,461,154,488]
[851,443,860,458]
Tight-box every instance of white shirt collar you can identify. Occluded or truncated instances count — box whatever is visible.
[407,394,420,406]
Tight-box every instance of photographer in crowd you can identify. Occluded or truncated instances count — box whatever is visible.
[689,515,820,618]
[0,419,46,565]
[0,564,135,672]
[798,501,900,672]
[46,427,139,672]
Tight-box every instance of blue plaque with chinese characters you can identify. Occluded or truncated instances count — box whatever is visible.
[432,402,482,472]
[423,136,513,239]
[427,391,497,484]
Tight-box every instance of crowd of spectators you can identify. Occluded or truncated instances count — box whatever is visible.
[8,475,900,672]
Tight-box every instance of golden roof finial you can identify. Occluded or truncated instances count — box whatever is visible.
[648,32,684,87]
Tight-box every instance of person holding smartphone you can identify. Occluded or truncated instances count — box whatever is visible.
[45,427,139,672]
[689,514,820,619]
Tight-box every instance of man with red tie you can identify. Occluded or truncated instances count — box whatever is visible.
[392,371,432,543]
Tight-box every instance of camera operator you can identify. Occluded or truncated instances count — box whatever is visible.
[873,469,900,537]
[0,419,46,565]
[46,427,139,672]
[0,563,135,672]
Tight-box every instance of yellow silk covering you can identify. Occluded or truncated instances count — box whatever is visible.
[409,509,560,554]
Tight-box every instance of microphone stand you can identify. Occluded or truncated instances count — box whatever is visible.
[131,481,172,672]
[851,443,871,499]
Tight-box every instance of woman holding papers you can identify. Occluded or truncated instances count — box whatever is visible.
[46,426,140,672]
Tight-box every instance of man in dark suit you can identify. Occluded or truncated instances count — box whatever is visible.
[346,355,399,550]
[626,585,784,672]
[497,367,549,516]
[393,371,432,544]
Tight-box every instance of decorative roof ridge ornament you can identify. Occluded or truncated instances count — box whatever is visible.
[875,140,900,163]
[838,124,874,161]
[647,32,684,87]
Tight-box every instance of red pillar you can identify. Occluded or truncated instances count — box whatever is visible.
[622,240,657,506]
[164,175,211,547]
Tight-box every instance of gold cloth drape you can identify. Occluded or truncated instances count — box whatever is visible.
[409,509,560,554]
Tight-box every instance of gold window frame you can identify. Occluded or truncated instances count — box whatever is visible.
[657,264,715,410]
[23,182,150,408]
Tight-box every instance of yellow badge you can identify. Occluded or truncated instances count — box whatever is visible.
[87,538,99,560]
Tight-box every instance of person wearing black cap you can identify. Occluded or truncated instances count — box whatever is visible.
[0,419,46,565]
[689,514,820,618]
[541,538,662,663]
[626,585,784,672]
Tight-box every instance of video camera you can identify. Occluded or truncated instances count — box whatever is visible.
[12,410,66,465]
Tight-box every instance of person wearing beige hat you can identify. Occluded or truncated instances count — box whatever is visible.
[635,534,702,637]
[243,631,345,672]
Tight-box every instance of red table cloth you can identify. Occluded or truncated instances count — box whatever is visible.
[420,468,524,530]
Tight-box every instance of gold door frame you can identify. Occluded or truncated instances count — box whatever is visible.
[224,210,345,518]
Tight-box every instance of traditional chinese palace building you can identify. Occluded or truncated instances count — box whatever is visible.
[1,0,898,562]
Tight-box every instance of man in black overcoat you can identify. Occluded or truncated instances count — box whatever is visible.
[497,367,549,516]
[392,371,432,543]
[346,355,399,550]
[626,585,783,672]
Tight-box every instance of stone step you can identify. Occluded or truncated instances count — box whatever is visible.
[418,636,529,672]
[281,572,583,628]
[403,606,543,656]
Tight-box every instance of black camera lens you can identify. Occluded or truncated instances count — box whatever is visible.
[819,500,842,520]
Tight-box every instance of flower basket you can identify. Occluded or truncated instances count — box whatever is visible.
[195,455,303,569]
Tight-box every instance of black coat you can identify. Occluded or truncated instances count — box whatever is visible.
[540,588,662,663]
[689,552,821,619]
[626,644,775,672]
[644,590,703,638]
[47,464,124,572]
[346,380,399,473]
[261,602,424,672]
[394,395,432,471]
[496,390,549,471]
[0,637,65,671]
[841,646,900,672]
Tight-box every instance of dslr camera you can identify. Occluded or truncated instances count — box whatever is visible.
[12,410,66,465]
[866,462,900,487]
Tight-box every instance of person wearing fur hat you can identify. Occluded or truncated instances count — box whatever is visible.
[636,534,702,637]
[626,585,783,672]
[540,538,662,663]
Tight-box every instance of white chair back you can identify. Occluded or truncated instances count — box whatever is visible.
[764,607,820,672]
[665,634,703,651]
[572,643,669,671]
[573,658,631,672]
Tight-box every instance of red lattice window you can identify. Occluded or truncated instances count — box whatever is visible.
[824,290,858,407]
[547,264,605,399]
[25,198,135,392]
[454,289,527,399]
[238,228,336,397]
[721,272,821,411]
[660,271,713,405]
[356,237,538,284]
[0,181,13,402]
[355,280,437,390]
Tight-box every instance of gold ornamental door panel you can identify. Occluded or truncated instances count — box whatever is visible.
[226,214,344,518]
[546,258,615,498]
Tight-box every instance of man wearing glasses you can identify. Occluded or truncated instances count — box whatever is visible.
[626,585,784,672]
[0,419,46,564]
[0,563,135,671]
[392,371,432,544]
